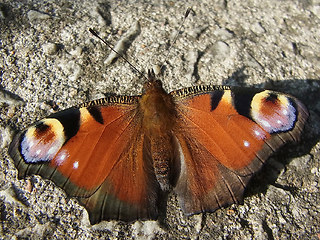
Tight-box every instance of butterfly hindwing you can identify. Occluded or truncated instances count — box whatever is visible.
[9,96,161,223]
[171,86,308,215]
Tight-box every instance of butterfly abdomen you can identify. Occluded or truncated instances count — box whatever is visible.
[150,135,175,191]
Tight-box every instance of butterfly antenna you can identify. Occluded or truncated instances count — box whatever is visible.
[89,28,148,81]
[159,7,192,74]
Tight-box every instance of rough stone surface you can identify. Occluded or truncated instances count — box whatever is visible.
[0,0,319,239]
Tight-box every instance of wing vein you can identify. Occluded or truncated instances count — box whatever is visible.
[176,108,248,164]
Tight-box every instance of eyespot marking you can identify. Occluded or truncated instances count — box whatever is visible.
[243,140,250,147]
[251,91,297,133]
[20,118,66,163]
[55,150,69,166]
[73,161,79,169]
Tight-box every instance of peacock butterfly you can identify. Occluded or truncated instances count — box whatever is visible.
[8,68,308,224]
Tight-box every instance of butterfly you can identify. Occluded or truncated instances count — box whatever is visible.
[9,69,308,224]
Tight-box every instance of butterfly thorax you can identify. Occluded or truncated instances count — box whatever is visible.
[139,79,177,191]
[139,79,176,136]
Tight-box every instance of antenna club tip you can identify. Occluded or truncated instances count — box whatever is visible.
[185,7,192,18]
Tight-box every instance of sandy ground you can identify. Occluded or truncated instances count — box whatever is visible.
[0,0,319,239]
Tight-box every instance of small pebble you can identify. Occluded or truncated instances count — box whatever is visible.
[27,10,50,22]
[42,42,59,55]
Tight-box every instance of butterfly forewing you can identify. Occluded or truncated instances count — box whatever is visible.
[170,86,308,215]
[9,96,162,223]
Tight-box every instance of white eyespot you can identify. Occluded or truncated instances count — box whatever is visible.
[73,161,79,169]
[277,120,282,124]
[282,109,288,115]
[29,141,35,148]
[60,153,66,161]
[36,149,41,155]
[252,127,267,140]
[55,150,69,166]
[243,140,250,147]
[48,146,58,155]
[261,120,271,128]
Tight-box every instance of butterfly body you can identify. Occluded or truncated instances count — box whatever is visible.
[140,75,178,191]
[9,71,308,224]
